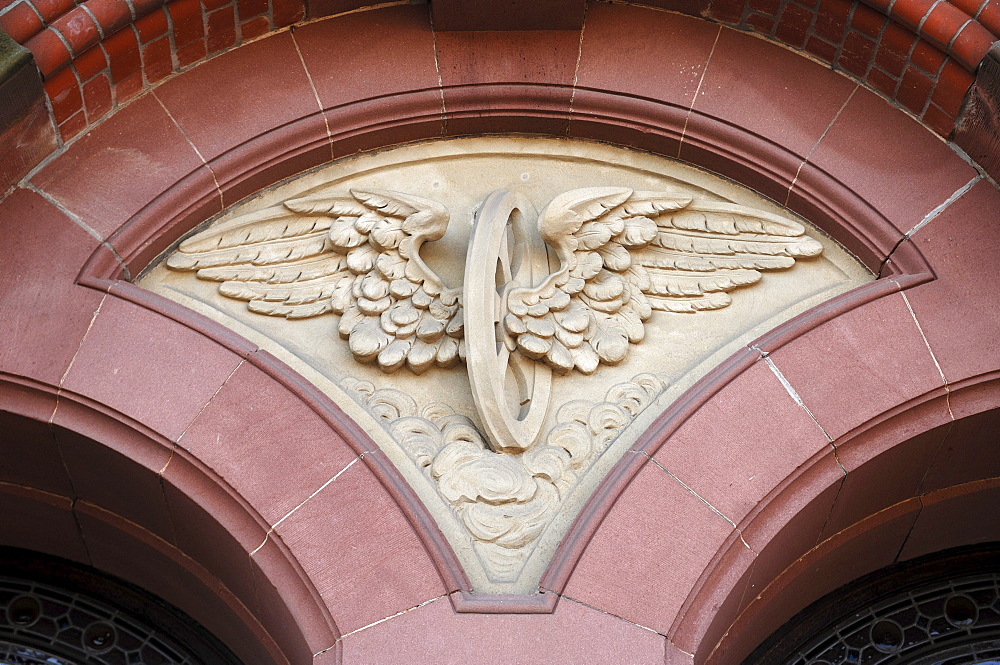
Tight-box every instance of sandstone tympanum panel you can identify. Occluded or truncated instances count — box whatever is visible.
[139,138,872,593]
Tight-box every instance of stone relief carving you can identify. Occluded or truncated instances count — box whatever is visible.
[166,186,821,454]
[340,373,669,582]
[166,190,466,373]
[142,137,872,593]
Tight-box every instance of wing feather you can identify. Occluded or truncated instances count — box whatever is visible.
[506,188,824,373]
[167,189,462,373]
[197,256,347,283]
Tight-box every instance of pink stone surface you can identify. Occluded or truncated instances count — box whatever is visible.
[293,5,438,110]
[904,180,1000,384]
[2,7,1000,663]
[900,479,1000,560]
[0,188,106,386]
[161,459,263,613]
[670,531,756,659]
[821,404,950,538]
[738,452,845,612]
[252,536,337,658]
[340,593,666,664]
[692,26,857,159]
[75,501,279,665]
[436,29,579,88]
[654,359,830,525]
[31,94,207,238]
[803,87,977,234]
[55,425,174,541]
[576,4,719,109]
[273,457,445,635]
[155,32,320,162]
[920,406,1000,493]
[59,296,244,441]
[176,358,358,525]
[0,408,74,496]
[763,291,945,441]
[726,499,921,665]
[0,483,89,562]
[562,460,735,634]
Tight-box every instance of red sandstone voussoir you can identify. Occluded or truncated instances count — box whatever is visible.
[32,93,205,237]
[55,424,175,541]
[176,359,357,526]
[919,399,1000,493]
[273,458,445,635]
[736,453,845,616]
[0,408,75,497]
[160,458,266,613]
[435,28,578,123]
[655,361,831,527]
[577,4,718,109]
[900,479,1000,560]
[154,31,317,161]
[820,397,952,538]
[762,292,945,441]
[804,86,976,233]
[58,296,245,441]
[74,500,283,665]
[0,483,89,562]
[563,461,736,634]
[292,5,437,110]
[693,26,857,159]
[251,536,339,657]
[714,500,920,665]
[0,188,108,386]
[903,180,1000,384]
[340,595,667,664]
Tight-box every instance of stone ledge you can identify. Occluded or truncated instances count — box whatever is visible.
[0,27,56,194]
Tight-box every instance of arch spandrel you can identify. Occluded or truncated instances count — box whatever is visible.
[138,137,873,594]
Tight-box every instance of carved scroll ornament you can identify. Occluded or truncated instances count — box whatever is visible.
[167,186,823,455]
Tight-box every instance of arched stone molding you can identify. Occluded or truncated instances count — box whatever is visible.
[2,0,996,143]
[667,377,1000,665]
[2,4,998,663]
[0,375,340,665]
[547,321,997,649]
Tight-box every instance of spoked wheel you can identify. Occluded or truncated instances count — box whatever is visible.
[464,189,553,453]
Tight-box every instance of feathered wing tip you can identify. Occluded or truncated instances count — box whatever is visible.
[165,187,463,374]
[507,187,825,374]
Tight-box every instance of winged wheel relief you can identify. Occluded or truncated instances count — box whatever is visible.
[167,186,823,453]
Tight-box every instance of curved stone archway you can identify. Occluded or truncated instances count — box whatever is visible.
[0,379,341,665]
[1,2,998,663]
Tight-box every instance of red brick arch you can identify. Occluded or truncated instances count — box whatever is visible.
[1,2,999,663]
[1,0,996,141]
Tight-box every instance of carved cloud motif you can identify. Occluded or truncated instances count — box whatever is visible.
[341,373,670,583]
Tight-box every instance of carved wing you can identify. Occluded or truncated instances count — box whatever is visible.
[504,187,823,374]
[166,189,464,374]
